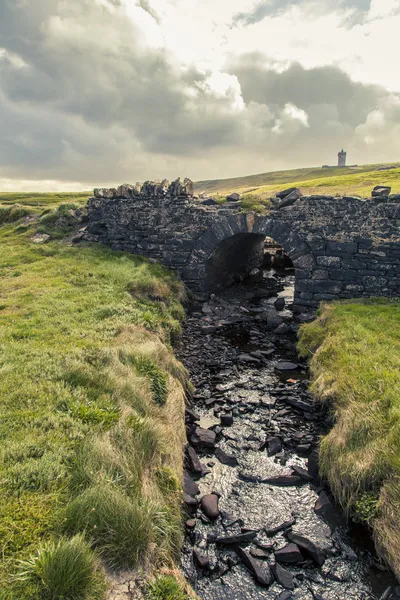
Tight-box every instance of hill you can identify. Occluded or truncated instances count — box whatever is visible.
[195,163,400,203]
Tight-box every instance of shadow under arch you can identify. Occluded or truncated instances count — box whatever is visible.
[183,212,316,308]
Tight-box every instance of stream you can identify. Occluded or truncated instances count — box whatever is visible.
[177,270,398,600]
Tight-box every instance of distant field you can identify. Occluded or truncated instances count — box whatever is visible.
[195,163,400,206]
[0,191,90,211]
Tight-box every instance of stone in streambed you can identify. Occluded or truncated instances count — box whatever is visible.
[275,543,304,564]
[274,297,286,311]
[190,427,216,449]
[275,361,299,372]
[286,531,325,566]
[215,447,239,467]
[215,531,258,546]
[184,472,199,496]
[200,493,220,520]
[193,548,210,569]
[250,546,271,559]
[272,563,295,590]
[265,518,296,537]
[266,436,282,456]
[278,593,295,600]
[220,413,233,426]
[235,548,274,587]
[262,475,304,486]
[186,445,204,475]
[291,465,314,482]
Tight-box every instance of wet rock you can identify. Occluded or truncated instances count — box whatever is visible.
[285,397,313,412]
[200,494,220,520]
[286,532,325,566]
[238,471,259,483]
[275,361,299,371]
[185,407,200,421]
[266,436,282,457]
[262,475,304,487]
[272,563,295,590]
[215,447,239,466]
[265,518,296,537]
[278,593,295,600]
[275,323,291,335]
[308,449,319,479]
[186,446,205,475]
[220,413,234,426]
[291,465,314,482]
[190,427,216,449]
[186,519,196,529]
[193,548,210,569]
[314,491,334,518]
[184,472,200,496]
[238,353,260,364]
[215,531,258,546]
[297,444,312,454]
[250,547,271,559]
[183,494,198,507]
[275,543,304,564]
[274,297,286,311]
[201,325,217,334]
[235,548,274,587]
[267,312,284,327]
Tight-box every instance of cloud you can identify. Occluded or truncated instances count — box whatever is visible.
[1,0,400,189]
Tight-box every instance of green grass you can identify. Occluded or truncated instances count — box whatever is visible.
[15,535,104,600]
[146,574,192,600]
[195,162,400,212]
[0,198,188,598]
[298,299,400,577]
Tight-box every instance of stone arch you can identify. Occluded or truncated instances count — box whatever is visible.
[183,212,315,307]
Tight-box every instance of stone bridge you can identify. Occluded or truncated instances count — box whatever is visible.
[83,180,400,312]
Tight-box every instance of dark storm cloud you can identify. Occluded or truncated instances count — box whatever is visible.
[0,0,398,185]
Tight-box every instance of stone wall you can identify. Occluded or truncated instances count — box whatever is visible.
[83,180,400,312]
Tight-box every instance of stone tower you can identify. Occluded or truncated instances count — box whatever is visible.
[338,149,347,167]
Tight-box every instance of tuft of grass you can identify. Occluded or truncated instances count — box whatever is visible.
[298,298,400,577]
[146,574,189,600]
[16,535,103,600]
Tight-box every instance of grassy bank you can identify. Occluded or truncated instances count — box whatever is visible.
[298,300,400,577]
[196,163,400,212]
[0,198,192,599]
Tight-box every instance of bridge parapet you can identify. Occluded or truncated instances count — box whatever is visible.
[84,183,400,311]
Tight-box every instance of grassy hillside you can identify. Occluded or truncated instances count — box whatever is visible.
[0,196,194,599]
[298,300,400,578]
[195,163,400,210]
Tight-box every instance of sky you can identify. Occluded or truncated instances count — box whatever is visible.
[1,0,400,190]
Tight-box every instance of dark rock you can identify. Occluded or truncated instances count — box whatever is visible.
[215,447,239,467]
[186,519,196,529]
[226,193,240,202]
[184,472,200,496]
[265,518,296,537]
[220,413,234,426]
[274,297,286,311]
[191,427,216,448]
[187,446,204,475]
[186,407,200,421]
[372,186,391,197]
[275,543,304,564]
[202,197,218,206]
[307,449,319,479]
[262,475,304,487]
[291,465,314,482]
[193,548,210,569]
[276,187,302,200]
[201,325,217,334]
[216,531,258,545]
[275,323,291,335]
[183,494,198,507]
[272,563,295,590]
[200,493,220,520]
[275,361,299,371]
[286,531,325,566]
[278,593,294,600]
[296,444,312,454]
[250,547,271,560]
[267,436,282,457]
[235,548,274,587]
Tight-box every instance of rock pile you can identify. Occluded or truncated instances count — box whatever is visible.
[94,177,194,199]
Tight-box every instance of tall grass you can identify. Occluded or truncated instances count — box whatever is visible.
[298,299,400,577]
[16,535,104,600]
